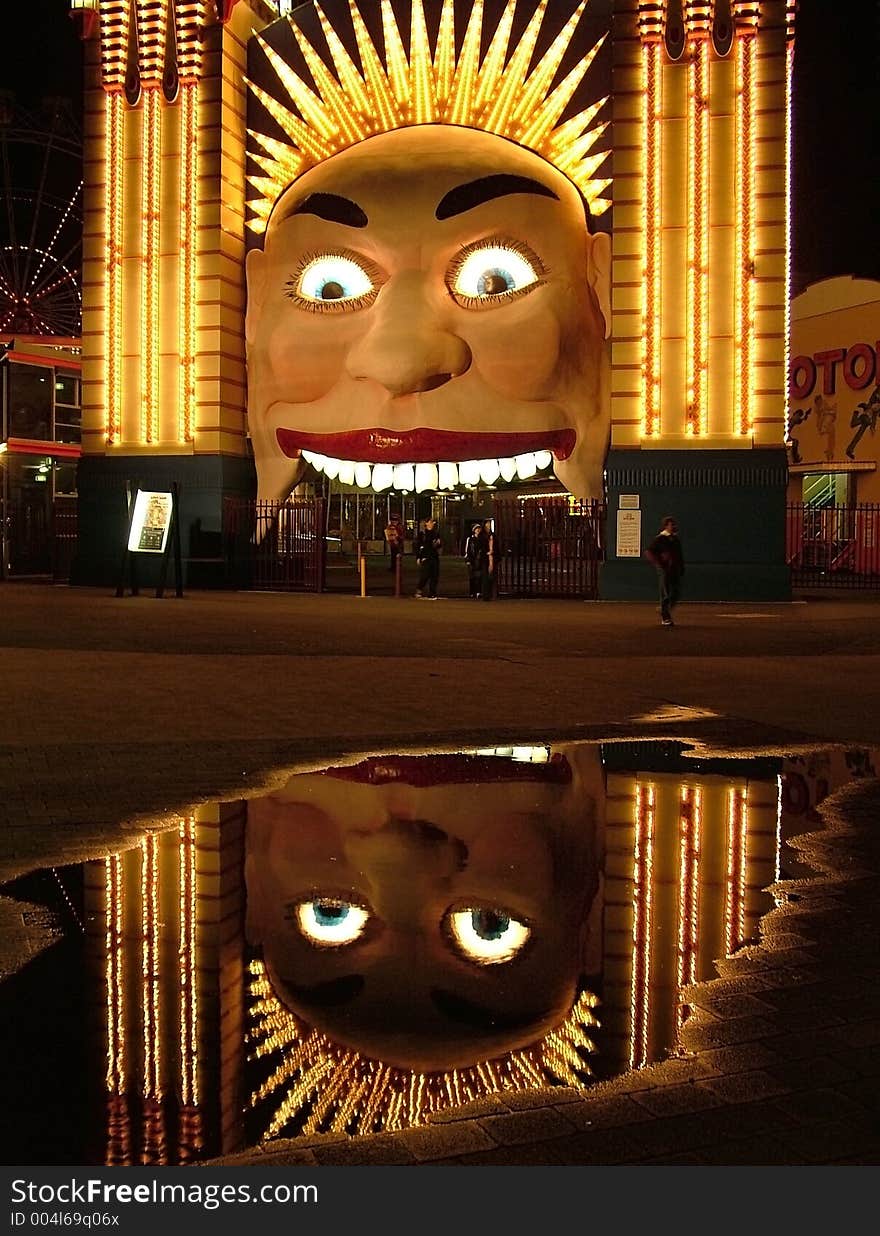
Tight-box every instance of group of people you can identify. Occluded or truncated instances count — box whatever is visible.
[385,509,685,622]
[383,514,498,601]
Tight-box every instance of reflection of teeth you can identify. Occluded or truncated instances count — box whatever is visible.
[474,745,550,762]
[301,450,554,491]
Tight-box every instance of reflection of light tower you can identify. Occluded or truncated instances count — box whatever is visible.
[603,760,779,1076]
[84,802,247,1165]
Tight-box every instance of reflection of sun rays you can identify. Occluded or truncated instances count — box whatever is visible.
[247,0,610,234]
[247,959,599,1139]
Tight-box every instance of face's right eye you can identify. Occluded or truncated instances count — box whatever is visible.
[288,254,377,310]
[293,898,370,947]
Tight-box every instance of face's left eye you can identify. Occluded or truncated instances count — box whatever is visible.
[294,898,370,947]
[446,906,531,965]
[291,254,375,307]
[449,243,542,306]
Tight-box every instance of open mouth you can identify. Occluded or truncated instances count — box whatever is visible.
[275,427,574,491]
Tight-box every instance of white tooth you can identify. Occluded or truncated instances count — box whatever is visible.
[438,461,459,490]
[372,463,394,491]
[479,458,501,485]
[515,452,537,479]
[459,460,480,486]
[499,457,517,482]
[415,463,438,493]
[393,462,414,491]
[302,449,328,472]
[338,460,356,486]
[323,456,340,480]
[534,449,553,470]
[355,461,373,489]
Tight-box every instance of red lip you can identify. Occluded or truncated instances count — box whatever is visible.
[276,427,575,464]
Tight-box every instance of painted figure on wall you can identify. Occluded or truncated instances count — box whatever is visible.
[244,0,611,507]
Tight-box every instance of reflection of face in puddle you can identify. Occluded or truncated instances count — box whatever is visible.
[245,746,604,1078]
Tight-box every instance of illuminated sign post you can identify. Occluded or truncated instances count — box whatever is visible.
[117,482,183,598]
[128,490,173,554]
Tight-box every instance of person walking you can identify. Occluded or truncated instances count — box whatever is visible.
[384,512,404,573]
[464,523,483,598]
[477,519,497,601]
[644,515,684,626]
[414,516,442,598]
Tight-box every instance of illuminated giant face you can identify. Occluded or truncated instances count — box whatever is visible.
[246,126,611,504]
[245,745,605,1072]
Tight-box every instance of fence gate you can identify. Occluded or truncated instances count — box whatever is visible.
[224,497,326,592]
[493,496,604,598]
[786,503,880,589]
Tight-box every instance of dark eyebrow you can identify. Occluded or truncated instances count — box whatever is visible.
[282,192,368,228]
[435,174,559,221]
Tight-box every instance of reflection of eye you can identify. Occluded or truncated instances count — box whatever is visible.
[288,254,376,311]
[446,906,531,965]
[294,898,370,947]
[449,242,543,307]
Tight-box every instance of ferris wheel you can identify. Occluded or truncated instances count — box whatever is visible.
[0,94,82,338]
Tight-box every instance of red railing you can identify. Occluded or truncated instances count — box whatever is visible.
[786,503,880,587]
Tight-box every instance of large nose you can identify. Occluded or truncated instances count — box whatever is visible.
[346,270,471,396]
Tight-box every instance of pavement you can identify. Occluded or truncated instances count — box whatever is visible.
[1,578,880,1166]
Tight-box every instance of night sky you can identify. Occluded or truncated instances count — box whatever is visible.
[2,0,878,290]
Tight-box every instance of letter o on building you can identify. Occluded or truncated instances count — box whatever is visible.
[843,343,876,391]
[789,355,816,400]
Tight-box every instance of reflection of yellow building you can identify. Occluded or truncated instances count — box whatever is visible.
[83,753,782,1158]
[603,766,778,1075]
[83,802,246,1165]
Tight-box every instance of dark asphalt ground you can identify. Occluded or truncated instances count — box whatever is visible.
[1,579,879,1167]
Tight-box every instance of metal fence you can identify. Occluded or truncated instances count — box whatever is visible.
[224,497,326,592]
[786,503,880,588]
[51,496,78,583]
[493,496,604,598]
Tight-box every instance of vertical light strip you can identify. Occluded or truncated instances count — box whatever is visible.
[105,854,126,1092]
[784,7,796,447]
[642,39,662,436]
[104,92,124,444]
[775,774,783,885]
[686,38,710,435]
[630,783,655,1070]
[178,817,199,1108]
[734,31,756,434]
[141,89,161,444]
[179,85,198,443]
[104,853,130,1166]
[676,785,702,1022]
[141,835,161,1098]
[724,786,748,954]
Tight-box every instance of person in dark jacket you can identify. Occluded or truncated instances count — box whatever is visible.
[414,517,442,598]
[644,516,684,626]
[464,523,483,598]
[477,519,497,601]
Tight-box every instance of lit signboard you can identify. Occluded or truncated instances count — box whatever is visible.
[127,489,173,554]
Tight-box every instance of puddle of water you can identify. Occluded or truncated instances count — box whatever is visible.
[1,740,875,1166]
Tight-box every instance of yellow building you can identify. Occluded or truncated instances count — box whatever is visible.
[788,276,880,505]
[68,1,793,598]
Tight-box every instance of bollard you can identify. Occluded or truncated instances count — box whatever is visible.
[394,552,402,597]
[360,551,367,597]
